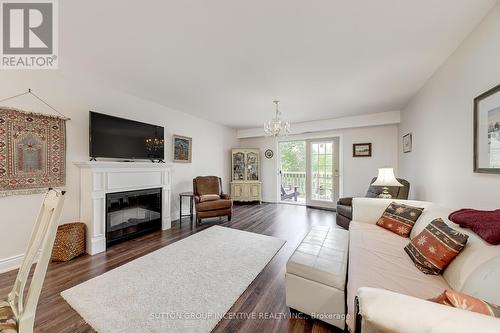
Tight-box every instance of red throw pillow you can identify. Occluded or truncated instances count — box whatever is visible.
[376,202,424,237]
[405,218,468,275]
[430,289,500,318]
[448,209,500,245]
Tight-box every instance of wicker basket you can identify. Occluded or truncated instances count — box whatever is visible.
[51,222,86,262]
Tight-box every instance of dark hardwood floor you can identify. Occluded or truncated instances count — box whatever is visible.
[0,203,341,333]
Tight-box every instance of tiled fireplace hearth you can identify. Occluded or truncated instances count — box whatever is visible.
[75,161,172,255]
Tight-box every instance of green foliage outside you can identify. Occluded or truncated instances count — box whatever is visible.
[279,141,306,172]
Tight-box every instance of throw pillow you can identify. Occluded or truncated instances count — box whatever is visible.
[430,289,500,318]
[405,218,468,275]
[448,208,500,245]
[376,202,424,237]
[200,194,221,202]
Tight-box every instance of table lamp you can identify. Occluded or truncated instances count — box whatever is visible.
[372,168,403,198]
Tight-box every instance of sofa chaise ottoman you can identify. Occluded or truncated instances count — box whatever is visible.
[285,226,349,330]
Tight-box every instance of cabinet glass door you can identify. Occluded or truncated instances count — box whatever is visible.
[233,152,245,180]
[246,152,259,181]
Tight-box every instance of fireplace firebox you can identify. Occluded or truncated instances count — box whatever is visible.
[106,188,162,247]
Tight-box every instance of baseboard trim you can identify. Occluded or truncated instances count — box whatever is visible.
[0,253,24,274]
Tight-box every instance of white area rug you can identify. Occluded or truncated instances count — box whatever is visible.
[61,226,285,333]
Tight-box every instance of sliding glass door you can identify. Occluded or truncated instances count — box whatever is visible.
[278,137,340,208]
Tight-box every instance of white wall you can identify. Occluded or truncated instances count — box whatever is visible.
[399,3,500,209]
[0,71,237,269]
[238,124,399,202]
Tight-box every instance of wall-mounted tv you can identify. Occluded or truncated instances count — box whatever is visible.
[89,111,164,160]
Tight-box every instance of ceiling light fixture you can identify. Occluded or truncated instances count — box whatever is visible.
[264,100,291,137]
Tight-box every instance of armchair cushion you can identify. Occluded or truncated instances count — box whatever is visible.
[200,194,220,202]
[196,199,232,212]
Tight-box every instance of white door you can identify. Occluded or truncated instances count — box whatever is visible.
[305,138,340,208]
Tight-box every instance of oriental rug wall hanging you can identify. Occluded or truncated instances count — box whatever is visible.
[0,107,66,197]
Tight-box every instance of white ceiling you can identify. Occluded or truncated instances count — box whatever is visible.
[60,0,497,129]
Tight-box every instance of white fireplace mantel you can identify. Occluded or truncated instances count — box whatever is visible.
[75,161,172,255]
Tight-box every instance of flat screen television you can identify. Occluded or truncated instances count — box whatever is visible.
[89,111,165,160]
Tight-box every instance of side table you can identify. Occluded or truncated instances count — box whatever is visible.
[179,192,194,227]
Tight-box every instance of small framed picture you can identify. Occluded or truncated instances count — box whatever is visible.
[474,83,500,173]
[353,143,372,157]
[172,135,192,163]
[403,133,412,153]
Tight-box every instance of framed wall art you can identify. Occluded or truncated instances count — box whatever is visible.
[403,133,412,153]
[353,143,372,157]
[474,83,500,173]
[172,134,192,163]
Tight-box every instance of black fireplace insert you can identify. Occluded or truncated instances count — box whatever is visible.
[106,188,162,247]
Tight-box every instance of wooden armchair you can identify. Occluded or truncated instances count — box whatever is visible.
[281,185,299,201]
[0,189,66,333]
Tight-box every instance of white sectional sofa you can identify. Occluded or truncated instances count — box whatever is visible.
[349,198,500,333]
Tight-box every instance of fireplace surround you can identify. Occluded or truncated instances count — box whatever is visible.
[75,161,171,254]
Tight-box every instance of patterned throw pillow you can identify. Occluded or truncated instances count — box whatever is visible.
[376,202,424,237]
[430,289,500,318]
[405,218,468,275]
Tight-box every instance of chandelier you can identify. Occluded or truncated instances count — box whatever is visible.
[264,100,291,137]
[145,137,165,153]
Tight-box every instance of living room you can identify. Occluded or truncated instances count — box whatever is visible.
[0,1,499,333]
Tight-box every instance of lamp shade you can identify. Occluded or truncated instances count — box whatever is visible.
[372,168,403,187]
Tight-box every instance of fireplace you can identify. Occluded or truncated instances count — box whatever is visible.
[106,188,162,247]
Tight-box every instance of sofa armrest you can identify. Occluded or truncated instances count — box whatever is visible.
[337,197,353,206]
[355,287,500,333]
[221,193,231,200]
[351,198,394,224]
[352,198,431,224]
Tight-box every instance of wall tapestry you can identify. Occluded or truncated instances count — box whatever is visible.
[0,107,66,196]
